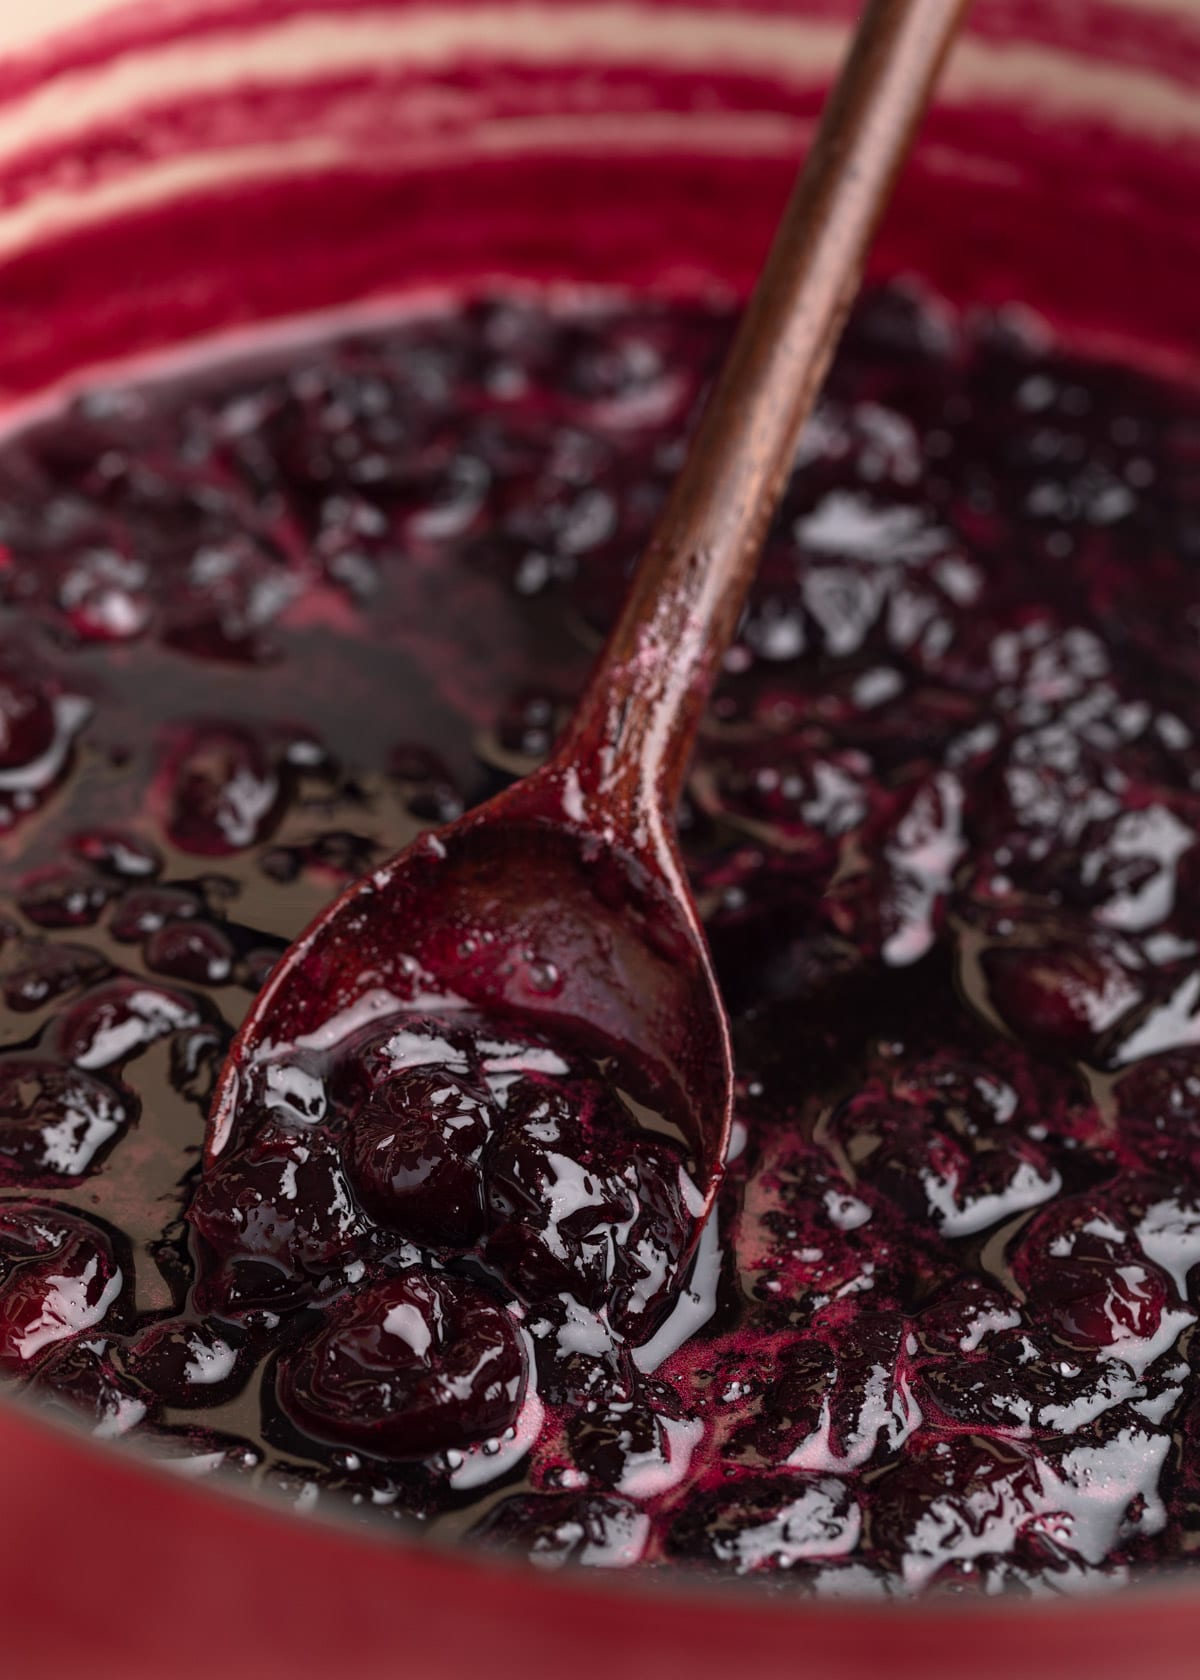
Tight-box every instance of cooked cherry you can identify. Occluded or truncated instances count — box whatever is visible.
[1033,1257,1169,1353]
[469,1491,648,1569]
[830,1083,1060,1239]
[3,942,108,1012]
[565,1392,689,1492]
[168,1022,228,1109]
[162,533,297,663]
[0,671,55,769]
[0,1203,125,1372]
[915,1277,1022,1356]
[0,1058,131,1181]
[189,1121,365,1315]
[166,726,280,855]
[389,747,465,824]
[108,885,201,942]
[527,1295,635,1407]
[144,920,235,986]
[18,868,113,929]
[331,1014,476,1107]
[980,937,1142,1055]
[32,1334,154,1437]
[914,1355,1038,1433]
[57,546,151,642]
[138,1425,263,1478]
[119,1317,247,1407]
[868,1434,1044,1584]
[666,1473,861,1573]
[345,1065,495,1247]
[483,1076,690,1334]
[493,690,565,763]
[759,1315,919,1471]
[69,828,162,880]
[1114,1051,1200,1174]
[276,1271,526,1457]
[55,977,199,1070]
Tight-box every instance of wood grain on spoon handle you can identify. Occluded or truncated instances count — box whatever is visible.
[558,0,971,822]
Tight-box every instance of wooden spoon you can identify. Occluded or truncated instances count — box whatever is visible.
[206,0,970,1281]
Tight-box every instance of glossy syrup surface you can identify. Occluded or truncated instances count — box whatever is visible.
[1,287,1200,1597]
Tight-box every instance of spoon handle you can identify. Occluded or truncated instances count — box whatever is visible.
[555,0,970,830]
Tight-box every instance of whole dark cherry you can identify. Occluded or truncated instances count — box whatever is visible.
[344,1066,495,1247]
[166,726,280,855]
[0,1203,125,1373]
[0,1058,132,1182]
[0,672,55,770]
[189,1121,365,1315]
[483,1076,690,1335]
[276,1271,527,1457]
[35,1334,154,1437]
[120,1316,248,1408]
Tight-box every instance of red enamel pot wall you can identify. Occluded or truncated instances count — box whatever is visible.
[0,2,1198,1676]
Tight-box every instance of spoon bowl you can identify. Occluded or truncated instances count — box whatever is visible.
[208,756,731,1201]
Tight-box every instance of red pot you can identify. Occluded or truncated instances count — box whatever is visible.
[0,2,1197,1674]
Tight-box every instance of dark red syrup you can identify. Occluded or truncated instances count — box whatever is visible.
[0,286,1199,1598]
